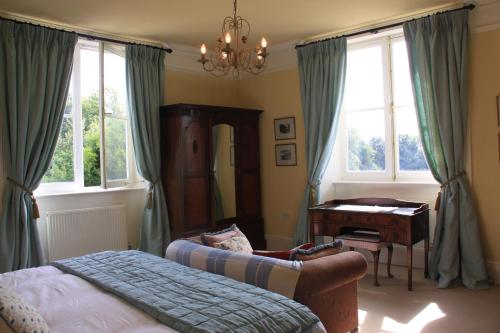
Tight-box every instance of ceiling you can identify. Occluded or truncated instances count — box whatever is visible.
[0,0,461,47]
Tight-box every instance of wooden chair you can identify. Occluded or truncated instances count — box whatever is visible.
[336,232,393,286]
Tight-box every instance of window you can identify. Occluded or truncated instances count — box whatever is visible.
[335,32,431,182]
[40,39,137,193]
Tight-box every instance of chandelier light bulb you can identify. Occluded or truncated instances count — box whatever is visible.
[200,44,207,55]
[222,52,228,59]
[225,32,232,44]
[261,37,267,48]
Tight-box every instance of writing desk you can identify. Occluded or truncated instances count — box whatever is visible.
[309,198,429,291]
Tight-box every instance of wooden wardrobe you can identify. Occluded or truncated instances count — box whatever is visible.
[159,104,266,249]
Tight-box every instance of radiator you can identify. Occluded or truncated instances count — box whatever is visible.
[46,205,128,261]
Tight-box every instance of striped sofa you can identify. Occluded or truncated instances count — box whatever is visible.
[165,239,367,333]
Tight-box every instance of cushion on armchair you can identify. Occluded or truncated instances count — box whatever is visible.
[253,243,314,260]
[289,240,343,261]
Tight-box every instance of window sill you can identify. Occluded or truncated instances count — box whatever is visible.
[332,180,439,186]
[35,181,147,198]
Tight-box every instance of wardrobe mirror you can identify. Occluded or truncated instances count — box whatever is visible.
[212,124,236,220]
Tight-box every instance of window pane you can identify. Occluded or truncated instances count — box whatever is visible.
[347,110,386,171]
[343,44,385,110]
[105,117,128,180]
[395,107,429,171]
[104,45,127,116]
[43,116,74,183]
[391,40,414,107]
[81,45,102,187]
[104,45,129,181]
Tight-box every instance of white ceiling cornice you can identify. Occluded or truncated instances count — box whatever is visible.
[471,0,500,32]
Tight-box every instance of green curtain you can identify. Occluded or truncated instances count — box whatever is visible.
[0,20,77,272]
[294,38,347,245]
[126,45,170,256]
[404,10,489,289]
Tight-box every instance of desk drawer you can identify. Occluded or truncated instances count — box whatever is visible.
[376,215,406,227]
[345,213,375,225]
[325,212,345,223]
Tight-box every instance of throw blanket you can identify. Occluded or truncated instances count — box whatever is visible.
[166,239,302,299]
[52,251,320,333]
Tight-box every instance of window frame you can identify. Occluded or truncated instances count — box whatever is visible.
[37,39,139,195]
[336,31,434,183]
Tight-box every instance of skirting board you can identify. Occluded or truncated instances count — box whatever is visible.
[488,261,500,284]
[265,234,500,284]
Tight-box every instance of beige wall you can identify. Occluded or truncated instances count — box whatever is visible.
[237,70,307,240]
[470,28,500,263]
[165,70,240,107]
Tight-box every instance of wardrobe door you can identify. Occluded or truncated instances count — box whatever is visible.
[237,119,261,217]
[182,116,211,232]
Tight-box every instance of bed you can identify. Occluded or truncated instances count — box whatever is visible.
[0,250,326,333]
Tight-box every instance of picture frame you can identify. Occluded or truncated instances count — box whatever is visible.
[275,143,297,166]
[274,117,296,140]
[497,95,500,127]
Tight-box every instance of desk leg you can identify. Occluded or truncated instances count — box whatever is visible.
[407,245,413,291]
[424,238,429,279]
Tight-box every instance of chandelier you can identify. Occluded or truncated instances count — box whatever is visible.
[198,0,268,79]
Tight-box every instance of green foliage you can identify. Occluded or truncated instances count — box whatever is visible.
[398,134,429,171]
[105,118,128,180]
[82,91,101,187]
[42,117,74,182]
[43,88,128,186]
[348,129,384,171]
[348,129,429,172]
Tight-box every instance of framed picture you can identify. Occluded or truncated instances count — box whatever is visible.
[274,117,296,140]
[497,95,500,126]
[275,144,297,166]
[230,145,235,167]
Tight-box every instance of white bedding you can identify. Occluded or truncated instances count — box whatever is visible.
[0,266,326,333]
[0,266,175,333]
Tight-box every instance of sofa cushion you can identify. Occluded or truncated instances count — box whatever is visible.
[165,239,302,299]
[290,241,343,261]
[213,235,253,254]
[201,224,245,246]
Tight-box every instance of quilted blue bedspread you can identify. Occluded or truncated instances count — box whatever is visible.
[51,250,320,333]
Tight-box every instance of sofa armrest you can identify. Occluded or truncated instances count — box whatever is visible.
[295,251,367,298]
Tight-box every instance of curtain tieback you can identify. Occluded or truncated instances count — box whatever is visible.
[6,176,40,219]
[434,171,466,211]
[308,180,321,206]
[147,177,161,209]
